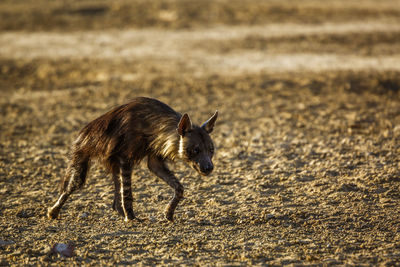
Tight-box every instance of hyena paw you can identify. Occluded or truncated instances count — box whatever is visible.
[165,210,175,222]
[123,214,143,223]
[113,206,137,222]
[112,201,125,215]
[47,208,59,219]
[125,211,136,221]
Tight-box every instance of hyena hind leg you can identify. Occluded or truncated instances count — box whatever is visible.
[111,158,136,222]
[112,173,125,217]
[47,154,90,219]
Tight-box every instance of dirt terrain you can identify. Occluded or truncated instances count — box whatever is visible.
[1,0,400,265]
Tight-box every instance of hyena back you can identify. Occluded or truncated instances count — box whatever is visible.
[47,97,218,222]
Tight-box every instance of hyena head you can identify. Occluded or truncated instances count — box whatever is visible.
[177,111,218,176]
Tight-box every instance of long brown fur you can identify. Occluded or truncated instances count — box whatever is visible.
[47,97,218,222]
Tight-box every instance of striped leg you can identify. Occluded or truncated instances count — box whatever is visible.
[115,159,135,222]
[47,154,89,219]
[112,173,124,216]
[147,155,184,222]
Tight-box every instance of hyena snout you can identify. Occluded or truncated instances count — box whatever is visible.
[199,160,214,176]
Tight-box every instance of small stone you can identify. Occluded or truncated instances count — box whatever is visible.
[79,212,89,219]
[266,214,275,219]
[149,216,157,223]
[185,210,195,218]
[0,240,14,246]
[51,243,74,257]
[16,209,34,218]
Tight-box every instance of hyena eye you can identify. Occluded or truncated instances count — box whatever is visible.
[186,147,200,157]
[192,147,200,155]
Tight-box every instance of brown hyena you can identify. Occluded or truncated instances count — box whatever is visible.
[47,97,218,222]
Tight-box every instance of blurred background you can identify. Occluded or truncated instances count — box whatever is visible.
[1,0,400,265]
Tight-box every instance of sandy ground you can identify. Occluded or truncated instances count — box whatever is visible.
[1,0,400,265]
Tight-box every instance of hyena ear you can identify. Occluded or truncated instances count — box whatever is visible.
[177,113,192,136]
[201,110,218,133]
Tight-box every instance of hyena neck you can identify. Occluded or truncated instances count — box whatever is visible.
[178,135,184,157]
[150,119,181,161]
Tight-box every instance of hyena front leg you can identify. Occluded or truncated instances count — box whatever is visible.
[112,173,123,216]
[147,154,184,222]
[47,153,89,219]
[113,158,136,222]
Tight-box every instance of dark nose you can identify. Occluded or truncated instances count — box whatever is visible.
[201,162,214,174]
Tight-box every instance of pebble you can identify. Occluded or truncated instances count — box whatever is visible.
[0,240,15,246]
[79,212,89,219]
[51,243,74,257]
